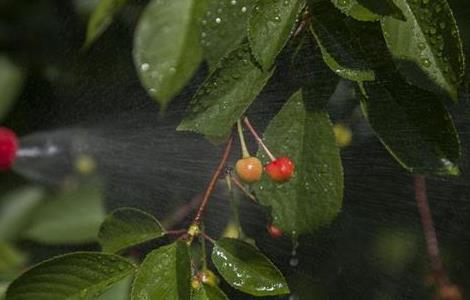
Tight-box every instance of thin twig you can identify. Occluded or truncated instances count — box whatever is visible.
[231,175,257,202]
[165,229,187,236]
[414,175,448,286]
[243,117,275,161]
[193,135,234,225]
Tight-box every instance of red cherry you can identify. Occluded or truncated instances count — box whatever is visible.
[267,224,283,238]
[235,156,263,183]
[0,127,18,171]
[265,157,294,182]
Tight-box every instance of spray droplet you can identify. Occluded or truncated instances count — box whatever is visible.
[140,63,150,72]
[215,17,221,24]
[241,6,247,13]
[421,57,431,68]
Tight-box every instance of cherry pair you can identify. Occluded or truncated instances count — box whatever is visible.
[234,118,295,184]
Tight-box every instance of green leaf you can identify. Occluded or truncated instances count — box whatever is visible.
[131,241,191,300]
[381,0,465,101]
[248,0,305,69]
[98,207,165,253]
[133,0,205,109]
[254,90,343,235]
[309,0,375,82]
[6,252,136,300]
[0,243,26,274]
[355,0,404,18]
[329,0,381,21]
[178,43,273,142]
[21,182,105,244]
[0,55,24,121]
[0,187,44,241]
[201,0,255,70]
[359,72,461,175]
[84,0,128,48]
[211,238,289,296]
[97,276,132,300]
[193,283,229,300]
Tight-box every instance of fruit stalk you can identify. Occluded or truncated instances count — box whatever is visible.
[243,117,275,161]
[237,119,250,159]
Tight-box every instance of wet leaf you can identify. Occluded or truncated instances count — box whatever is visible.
[211,238,289,296]
[131,241,191,300]
[0,187,44,241]
[98,207,165,253]
[255,90,343,235]
[309,0,375,82]
[6,252,136,300]
[248,0,305,69]
[0,56,24,121]
[97,276,132,300]
[192,283,229,300]
[201,0,255,70]
[360,71,461,175]
[356,0,403,18]
[21,182,105,244]
[178,43,273,142]
[134,0,205,109]
[329,0,380,21]
[84,0,128,48]
[381,0,465,101]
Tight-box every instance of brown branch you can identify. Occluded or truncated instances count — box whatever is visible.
[193,135,234,225]
[414,175,448,286]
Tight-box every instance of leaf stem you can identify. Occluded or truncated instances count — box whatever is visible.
[243,117,276,161]
[237,119,250,158]
[193,135,234,225]
[414,175,448,287]
[201,231,216,244]
[199,223,208,271]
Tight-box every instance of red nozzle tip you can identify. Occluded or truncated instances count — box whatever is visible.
[0,127,18,171]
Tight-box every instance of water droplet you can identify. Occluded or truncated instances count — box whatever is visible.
[421,57,431,68]
[140,63,150,72]
[215,17,221,23]
[273,15,281,22]
[289,257,299,267]
[338,0,349,7]
[283,0,290,6]
[201,32,207,38]
[241,6,247,13]
[418,42,426,50]
[231,0,237,5]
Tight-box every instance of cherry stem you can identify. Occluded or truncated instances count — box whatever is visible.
[193,135,234,225]
[230,175,257,202]
[237,119,250,158]
[243,117,276,161]
[414,175,449,287]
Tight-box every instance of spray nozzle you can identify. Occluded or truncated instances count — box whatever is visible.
[0,127,18,171]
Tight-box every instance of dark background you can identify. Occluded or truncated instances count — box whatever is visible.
[1,0,470,299]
